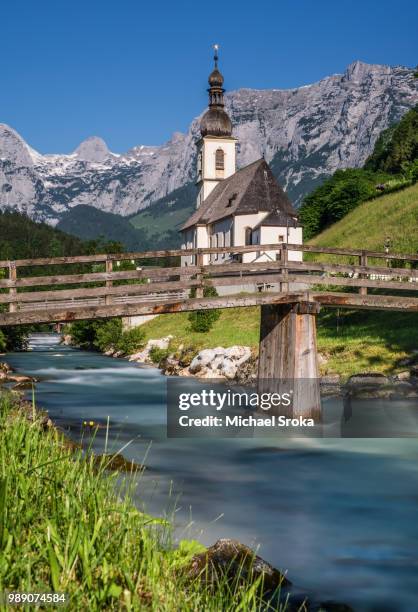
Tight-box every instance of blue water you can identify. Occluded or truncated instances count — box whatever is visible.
[6,333,418,611]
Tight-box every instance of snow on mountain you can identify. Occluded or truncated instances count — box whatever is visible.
[1,61,417,225]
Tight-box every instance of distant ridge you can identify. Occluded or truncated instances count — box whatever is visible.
[0,61,417,227]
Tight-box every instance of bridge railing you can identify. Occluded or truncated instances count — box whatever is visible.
[0,244,418,320]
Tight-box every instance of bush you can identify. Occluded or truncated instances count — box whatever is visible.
[117,327,145,355]
[94,319,123,352]
[0,329,6,352]
[188,286,221,333]
[0,325,31,351]
[149,345,170,365]
[68,319,145,354]
[69,320,102,349]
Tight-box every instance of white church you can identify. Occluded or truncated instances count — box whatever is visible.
[180,49,303,267]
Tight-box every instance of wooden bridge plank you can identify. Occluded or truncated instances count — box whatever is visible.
[0,279,200,303]
[0,292,306,326]
[2,242,417,270]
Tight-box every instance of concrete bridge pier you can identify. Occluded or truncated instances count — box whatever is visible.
[258,300,321,420]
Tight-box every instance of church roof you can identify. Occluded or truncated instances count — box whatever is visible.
[181,159,297,230]
[252,209,301,229]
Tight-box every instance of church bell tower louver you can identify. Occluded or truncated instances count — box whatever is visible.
[196,45,237,208]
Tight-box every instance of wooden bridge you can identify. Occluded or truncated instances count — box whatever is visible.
[1,243,417,419]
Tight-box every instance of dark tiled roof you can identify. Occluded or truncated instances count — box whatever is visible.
[253,209,301,229]
[181,159,297,230]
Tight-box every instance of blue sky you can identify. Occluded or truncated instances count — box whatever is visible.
[2,0,417,153]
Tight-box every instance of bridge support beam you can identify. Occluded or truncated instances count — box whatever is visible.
[258,301,321,420]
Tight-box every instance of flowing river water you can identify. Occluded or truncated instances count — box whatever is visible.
[5,333,418,611]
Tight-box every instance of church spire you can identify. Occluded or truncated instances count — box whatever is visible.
[208,44,225,108]
[200,45,232,138]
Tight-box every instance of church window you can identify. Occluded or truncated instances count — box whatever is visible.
[215,148,225,170]
[278,234,285,243]
[245,227,252,246]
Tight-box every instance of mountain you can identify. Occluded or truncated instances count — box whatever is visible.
[1,61,417,227]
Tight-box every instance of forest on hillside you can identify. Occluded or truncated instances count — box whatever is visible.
[299,105,418,239]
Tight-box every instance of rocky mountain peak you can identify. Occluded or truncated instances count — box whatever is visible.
[74,136,111,162]
[0,61,417,226]
[0,124,34,167]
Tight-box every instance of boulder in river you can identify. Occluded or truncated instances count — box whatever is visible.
[187,538,291,590]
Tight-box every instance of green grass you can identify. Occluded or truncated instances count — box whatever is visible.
[140,306,418,379]
[309,181,418,256]
[142,307,261,352]
[0,392,291,611]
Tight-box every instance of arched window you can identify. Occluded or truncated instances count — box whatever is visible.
[215,148,225,171]
[245,227,252,246]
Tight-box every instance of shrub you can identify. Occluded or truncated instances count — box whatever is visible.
[69,320,102,349]
[149,345,170,365]
[94,318,123,352]
[188,286,221,333]
[0,325,31,351]
[0,329,6,352]
[117,327,145,355]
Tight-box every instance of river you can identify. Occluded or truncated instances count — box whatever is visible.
[5,333,418,611]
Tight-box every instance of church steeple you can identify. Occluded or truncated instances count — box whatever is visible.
[208,45,225,108]
[200,46,232,138]
[196,46,236,208]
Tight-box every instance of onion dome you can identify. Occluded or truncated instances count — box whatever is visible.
[200,45,232,138]
[200,108,232,138]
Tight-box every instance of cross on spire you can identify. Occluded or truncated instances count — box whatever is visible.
[213,44,219,68]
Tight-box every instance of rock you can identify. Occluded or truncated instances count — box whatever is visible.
[92,453,145,473]
[7,374,35,384]
[0,362,13,374]
[60,334,72,346]
[347,373,390,387]
[395,370,411,381]
[149,335,173,350]
[128,335,173,363]
[188,538,291,591]
[410,365,418,378]
[221,358,238,380]
[321,374,341,385]
[189,349,216,373]
[189,346,251,379]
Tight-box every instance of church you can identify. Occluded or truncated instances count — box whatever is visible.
[180,49,303,268]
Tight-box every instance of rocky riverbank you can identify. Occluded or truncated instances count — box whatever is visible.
[60,333,418,399]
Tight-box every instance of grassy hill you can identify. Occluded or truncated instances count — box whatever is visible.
[139,183,418,379]
[309,181,418,255]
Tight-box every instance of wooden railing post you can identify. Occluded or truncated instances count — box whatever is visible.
[359,250,368,295]
[280,244,289,293]
[195,250,204,298]
[105,257,113,305]
[8,261,17,313]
